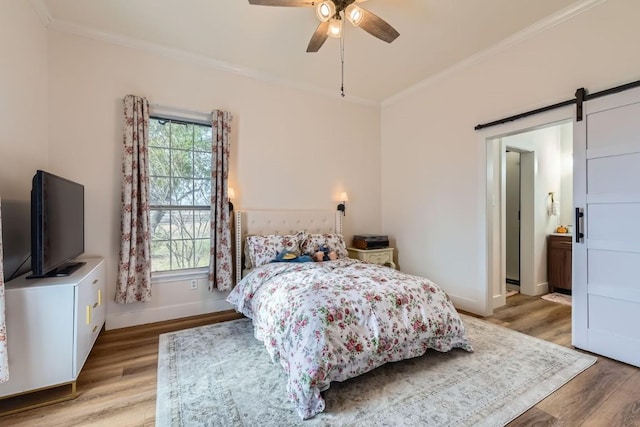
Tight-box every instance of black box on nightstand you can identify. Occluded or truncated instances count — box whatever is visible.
[352,235,389,250]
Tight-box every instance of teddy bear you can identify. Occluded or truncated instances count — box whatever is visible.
[314,245,338,262]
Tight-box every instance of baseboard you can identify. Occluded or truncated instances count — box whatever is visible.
[535,282,549,296]
[106,299,234,330]
[106,292,489,328]
[449,294,490,317]
[492,293,506,310]
[520,281,550,296]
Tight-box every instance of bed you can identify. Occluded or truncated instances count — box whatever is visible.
[226,210,473,420]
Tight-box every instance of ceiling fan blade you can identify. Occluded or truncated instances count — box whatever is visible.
[248,0,315,6]
[306,21,330,52]
[358,8,400,43]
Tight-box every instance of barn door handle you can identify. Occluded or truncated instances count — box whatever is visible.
[575,207,584,243]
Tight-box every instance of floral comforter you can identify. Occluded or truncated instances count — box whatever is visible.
[226,259,473,420]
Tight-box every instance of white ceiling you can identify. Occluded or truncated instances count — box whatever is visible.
[38,0,581,103]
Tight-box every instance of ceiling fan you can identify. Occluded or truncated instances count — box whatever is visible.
[248,0,400,52]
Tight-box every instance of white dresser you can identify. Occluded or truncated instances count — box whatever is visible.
[0,258,105,409]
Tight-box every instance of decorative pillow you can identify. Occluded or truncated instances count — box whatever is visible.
[243,242,254,270]
[245,231,307,268]
[301,233,348,259]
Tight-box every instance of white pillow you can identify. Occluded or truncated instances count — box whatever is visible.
[245,231,307,268]
[300,233,348,259]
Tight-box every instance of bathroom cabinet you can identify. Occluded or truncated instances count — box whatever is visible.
[547,234,572,293]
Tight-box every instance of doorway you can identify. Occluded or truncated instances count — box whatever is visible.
[505,150,521,290]
[484,113,573,311]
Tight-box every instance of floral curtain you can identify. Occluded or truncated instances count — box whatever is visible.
[208,110,233,291]
[116,95,152,303]
[0,199,9,383]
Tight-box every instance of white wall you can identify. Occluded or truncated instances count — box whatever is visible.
[381,0,640,314]
[46,31,381,329]
[0,0,49,279]
[0,0,49,199]
[7,0,636,326]
[559,122,574,227]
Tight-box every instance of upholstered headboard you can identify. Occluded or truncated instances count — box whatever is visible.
[235,210,343,285]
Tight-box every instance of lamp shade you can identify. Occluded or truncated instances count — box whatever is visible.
[316,1,335,22]
[327,18,342,38]
[228,187,235,200]
[345,4,363,26]
[339,192,348,202]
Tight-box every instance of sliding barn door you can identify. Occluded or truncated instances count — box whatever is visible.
[573,86,640,367]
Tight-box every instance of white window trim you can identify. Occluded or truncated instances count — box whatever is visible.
[152,267,208,284]
[150,104,212,126]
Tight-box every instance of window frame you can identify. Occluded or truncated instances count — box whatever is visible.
[148,114,213,278]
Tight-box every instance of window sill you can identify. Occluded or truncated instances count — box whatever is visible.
[152,268,208,284]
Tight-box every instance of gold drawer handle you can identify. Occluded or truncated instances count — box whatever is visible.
[86,305,92,325]
[98,289,102,306]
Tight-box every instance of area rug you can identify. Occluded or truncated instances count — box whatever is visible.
[156,315,595,427]
[541,292,572,306]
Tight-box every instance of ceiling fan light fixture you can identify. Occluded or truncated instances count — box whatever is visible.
[327,17,342,38]
[316,1,336,22]
[345,4,363,27]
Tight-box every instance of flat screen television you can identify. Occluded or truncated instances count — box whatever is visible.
[29,170,85,278]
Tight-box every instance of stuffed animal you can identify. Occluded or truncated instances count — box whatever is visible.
[314,245,338,262]
[272,250,313,263]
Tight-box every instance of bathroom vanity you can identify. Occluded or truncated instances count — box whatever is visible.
[547,233,572,293]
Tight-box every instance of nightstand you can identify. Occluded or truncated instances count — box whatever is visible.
[347,247,396,269]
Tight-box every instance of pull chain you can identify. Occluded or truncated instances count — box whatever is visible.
[340,27,345,98]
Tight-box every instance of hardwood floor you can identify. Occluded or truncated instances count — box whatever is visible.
[0,295,638,426]
[482,294,640,427]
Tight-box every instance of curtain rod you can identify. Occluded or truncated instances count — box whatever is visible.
[474,78,640,131]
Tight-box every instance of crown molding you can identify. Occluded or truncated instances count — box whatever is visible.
[382,0,607,108]
[29,0,52,27]
[47,19,378,107]
[36,0,603,109]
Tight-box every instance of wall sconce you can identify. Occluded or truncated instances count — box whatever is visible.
[337,192,348,216]
[228,187,235,212]
[548,192,559,216]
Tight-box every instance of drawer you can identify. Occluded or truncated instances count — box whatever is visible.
[347,247,396,269]
[549,239,572,249]
[365,252,392,265]
[549,235,572,249]
[74,260,106,377]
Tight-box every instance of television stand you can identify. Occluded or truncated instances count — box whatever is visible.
[0,258,105,414]
[26,261,86,279]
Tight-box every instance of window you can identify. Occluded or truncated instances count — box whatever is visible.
[148,117,212,273]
